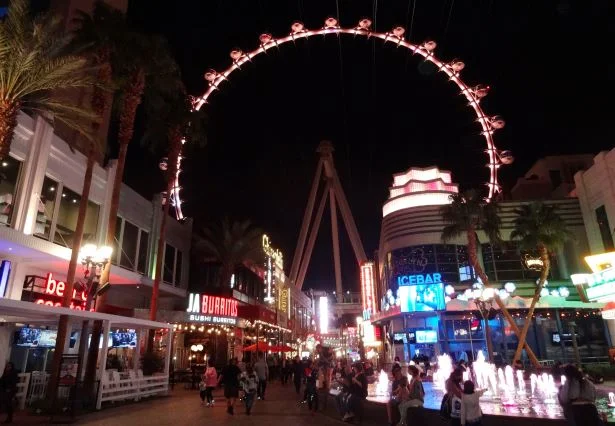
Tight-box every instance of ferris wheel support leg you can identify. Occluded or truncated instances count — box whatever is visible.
[289,159,324,286]
[329,186,344,304]
[296,181,330,291]
[331,172,368,263]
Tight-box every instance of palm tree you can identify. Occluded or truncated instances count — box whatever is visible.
[196,219,264,289]
[0,0,98,159]
[440,190,501,359]
[141,90,207,322]
[46,3,117,402]
[440,190,541,366]
[510,202,573,364]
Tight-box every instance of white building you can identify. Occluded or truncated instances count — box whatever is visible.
[574,148,615,255]
[0,112,191,370]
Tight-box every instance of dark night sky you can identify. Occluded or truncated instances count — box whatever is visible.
[121,0,611,291]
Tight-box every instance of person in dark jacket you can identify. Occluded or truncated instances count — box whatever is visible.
[292,356,304,396]
[0,362,18,424]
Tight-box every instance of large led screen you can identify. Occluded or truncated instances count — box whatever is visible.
[398,283,445,312]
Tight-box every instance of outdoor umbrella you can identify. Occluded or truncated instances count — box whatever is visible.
[243,342,271,352]
[269,345,293,353]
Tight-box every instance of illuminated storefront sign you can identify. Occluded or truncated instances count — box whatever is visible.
[397,273,442,286]
[278,287,289,314]
[262,234,284,270]
[571,252,615,302]
[186,293,238,324]
[30,273,88,310]
[361,262,376,320]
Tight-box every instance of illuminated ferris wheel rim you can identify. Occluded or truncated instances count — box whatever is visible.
[172,18,512,221]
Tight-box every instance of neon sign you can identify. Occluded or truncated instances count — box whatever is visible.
[262,234,284,270]
[186,293,238,317]
[361,262,376,320]
[33,273,88,310]
[397,273,442,286]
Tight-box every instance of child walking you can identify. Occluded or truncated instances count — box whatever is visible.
[203,358,218,407]
[240,364,259,415]
[461,380,486,426]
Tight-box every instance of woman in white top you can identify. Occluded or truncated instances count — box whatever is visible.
[461,380,486,426]
[558,364,602,426]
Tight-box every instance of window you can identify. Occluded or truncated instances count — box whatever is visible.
[34,178,99,247]
[113,217,150,274]
[35,177,58,239]
[0,156,23,226]
[137,231,149,273]
[595,206,614,251]
[162,244,184,286]
[174,250,182,286]
[120,221,138,269]
[53,186,99,248]
[163,243,175,284]
[549,170,562,189]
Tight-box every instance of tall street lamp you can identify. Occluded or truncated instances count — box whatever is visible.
[74,244,113,386]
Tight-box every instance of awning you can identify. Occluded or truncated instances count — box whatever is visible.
[243,342,270,352]
[0,297,170,329]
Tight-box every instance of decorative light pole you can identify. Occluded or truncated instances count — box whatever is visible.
[75,244,113,384]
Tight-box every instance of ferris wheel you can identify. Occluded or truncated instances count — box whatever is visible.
[170,17,513,221]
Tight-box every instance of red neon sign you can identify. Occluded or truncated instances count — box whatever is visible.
[33,273,88,310]
[361,262,376,319]
[187,293,238,317]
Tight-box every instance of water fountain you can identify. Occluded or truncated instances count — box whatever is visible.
[375,370,389,397]
[433,353,453,390]
[608,392,615,408]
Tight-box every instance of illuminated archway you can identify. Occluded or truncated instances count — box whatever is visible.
[172,17,512,220]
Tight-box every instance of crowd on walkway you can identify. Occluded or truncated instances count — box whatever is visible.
[192,349,607,426]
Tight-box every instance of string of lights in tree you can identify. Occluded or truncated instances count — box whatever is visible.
[171,17,514,221]
[243,319,292,333]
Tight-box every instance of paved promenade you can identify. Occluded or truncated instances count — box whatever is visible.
[76,382,343,426]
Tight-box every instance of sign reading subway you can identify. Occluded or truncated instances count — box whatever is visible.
[186,293,239,325]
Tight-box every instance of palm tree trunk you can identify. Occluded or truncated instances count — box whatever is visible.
[0,100,20,160]
[484,313,494,360]
[85,67,145,397]
[512,244,550,364]
[47,147,96,401]
[149,128,181,323]
[466,231,541,367]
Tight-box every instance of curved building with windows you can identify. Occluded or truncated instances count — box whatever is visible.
[373,163,607,366]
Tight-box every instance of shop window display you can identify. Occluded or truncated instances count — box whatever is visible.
[0,156,22,226]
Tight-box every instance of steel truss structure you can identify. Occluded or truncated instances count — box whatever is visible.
[289,141,367,300]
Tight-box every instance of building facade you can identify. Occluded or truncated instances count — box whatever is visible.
[0,113,192,370]
[373,164,608,365]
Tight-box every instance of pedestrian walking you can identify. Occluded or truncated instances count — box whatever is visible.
[0,362,17,424]
[304,361,319,415]
[203,358,217,407]
[558,364,603,426]
[240,364,259,415]
[293,356,303,396]
[218,358,241,415]
[254,355,269,400]
[461,380,486,426]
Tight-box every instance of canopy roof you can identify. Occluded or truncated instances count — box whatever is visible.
[0,298,169,329]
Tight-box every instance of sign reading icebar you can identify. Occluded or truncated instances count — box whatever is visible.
[186,293,238,317]
[397,273,442,286]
